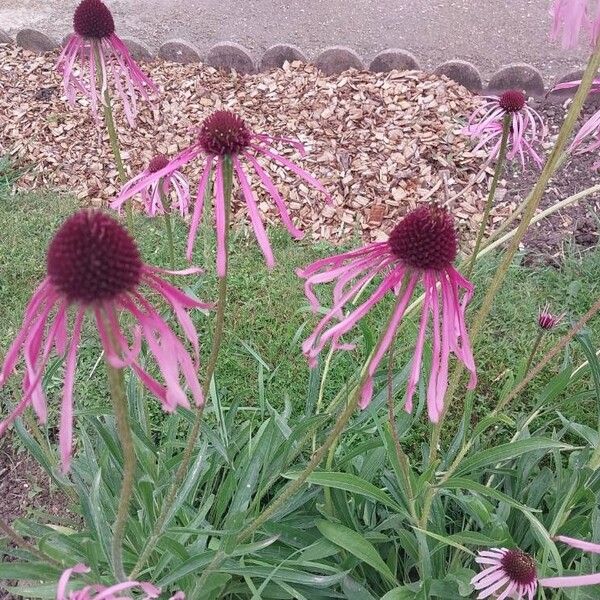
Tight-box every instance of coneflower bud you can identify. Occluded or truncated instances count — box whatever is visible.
[73,0,115,39]
[47,211,142,303]
[148,154,170,173]
[198,111,252,156]
[388,204,458,270]
[538,304,563,330]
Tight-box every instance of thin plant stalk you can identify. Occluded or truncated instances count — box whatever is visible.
[313,345,335,452]
[195,291,409,588]
[466,113,511,277]
[92,45,130,230]
[129,157,233,580]
[106,360,135,582]
[420,38,600,529]
[524,330,545,375]
[158,178,176,270]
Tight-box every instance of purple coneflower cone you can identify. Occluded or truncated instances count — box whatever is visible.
[57,564,161,600]
[56,0,157,127]
[113,110,331,277]
[538,304,563,330]
[298,204,476,423]
[471,548,538,599]
[111,154,191,217]
[551,0,599,49]
[462,90,546,167]
[0,211,208,472]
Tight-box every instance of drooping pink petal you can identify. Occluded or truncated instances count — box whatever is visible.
[232,155,276,269]
[185,155,214,262]
[540,572,600,587]
[213,158,229,277]
[555,535,600,554]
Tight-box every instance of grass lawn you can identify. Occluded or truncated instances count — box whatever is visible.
[1,189,600,445]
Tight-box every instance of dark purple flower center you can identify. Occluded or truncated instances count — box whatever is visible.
[47,211,142,303]
[388,205,457,270]
[73,0,115,39]
[500,549,537,586]
[538,311,560,330]
[198,111,251,156]
[148,154,170,173]
[499,90,526,113]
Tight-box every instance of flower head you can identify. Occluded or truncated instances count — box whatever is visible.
[538,304,564,330]
[57,564,160,600]
[472,548,538,599]
[463,90,546,167]
[56,0,157,127]
[551,0,600,49]
[112,154,190,217]
[0,211,209,472]
[298,204,476,421]
[113,110,330,277]
[472,537,600,598]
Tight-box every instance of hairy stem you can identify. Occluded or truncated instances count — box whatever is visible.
[106,361,135,582]
[158,179,176,270]
[129,157,233,580]
[524,330,545,376]
[466,113,511,277]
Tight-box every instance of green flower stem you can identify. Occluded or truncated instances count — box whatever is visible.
[106,360,135,582]
[92,44,130,231]
[313,346,335,453]
[158,179,176,270]
[419,38,600,530]
[196,291,409,588]
[466,113,511,277]
[129,157,233,580]
[524,330,545,375]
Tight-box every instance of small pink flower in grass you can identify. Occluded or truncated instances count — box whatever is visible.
[56,0,157,127]
[112,154,191,217]
[0,211,209,472]
[298,204,476,421]
[463,90,546,167]
[114,110,331,277]
[551,0,600,49]
[57,564,160,599]
[538,304,564,330]
[472,537,600,598]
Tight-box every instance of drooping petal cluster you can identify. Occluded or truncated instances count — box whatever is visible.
[0,211,208,472]
[463,90,546,167]
[114,110,331,277]
[299,204,476,422]
[56,0,157,127]
[56,564,184,599]
[551,0,600,49]
[472,537,600,598]
[551,77,600,164]
[112,154,191,217]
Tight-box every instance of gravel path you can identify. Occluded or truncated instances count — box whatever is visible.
[0,0,588,80]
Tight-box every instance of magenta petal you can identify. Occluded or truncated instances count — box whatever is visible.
[59,308,84,473]
[186,156,214,262]
[233,156,276,269]
[540,572,600,588]
[213,158,229,277]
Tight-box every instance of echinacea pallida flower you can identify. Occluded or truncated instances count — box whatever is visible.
[57,564,160,599]
[112,154,191,217]
[463,90,546,167]
[538,303,564,330]
[298,204,476,422]
[472,536,600,599]
[551,0,600,49]
[56,0,157,126]
[0,211,209,472]
[56,563,185,599]
[114,110,330,276]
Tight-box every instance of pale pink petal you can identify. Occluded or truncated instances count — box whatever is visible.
[555,535,600,554]
[540,572,600,587]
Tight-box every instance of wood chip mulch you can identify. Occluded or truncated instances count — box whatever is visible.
[0,45,501,247]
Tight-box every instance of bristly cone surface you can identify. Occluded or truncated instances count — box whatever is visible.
[73,0,115,39]
[199,111,252,156]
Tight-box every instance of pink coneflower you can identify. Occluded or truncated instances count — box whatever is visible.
[114,110,330,277]
[463,90,546,167]
[538,304,564,330]
[57,564,160,599]
[298,204,476,421]
[472,537,600,598]
[112,154,190,217]
[56,0,157,126]
[0,211,208,472]
[551,0,600,49]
